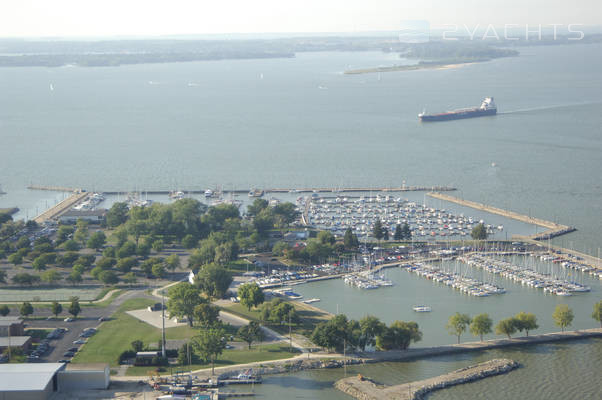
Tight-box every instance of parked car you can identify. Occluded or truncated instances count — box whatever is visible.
[73,339,86,345]
[63,351,75,358]
[68,347,78,353]
[64,317,74,322]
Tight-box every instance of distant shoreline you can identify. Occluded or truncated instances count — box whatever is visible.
[344,61,480,75]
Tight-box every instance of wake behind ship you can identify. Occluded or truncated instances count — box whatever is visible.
[419,98,497,122]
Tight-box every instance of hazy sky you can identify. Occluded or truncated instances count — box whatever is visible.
[0,0,600,38]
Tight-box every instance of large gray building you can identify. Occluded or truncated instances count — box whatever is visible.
[0,363,110,400]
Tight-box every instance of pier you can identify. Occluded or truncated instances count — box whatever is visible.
[27,185,456,195]
[33,191,89,224]
[335,359,520,400]
[427,192,576,240]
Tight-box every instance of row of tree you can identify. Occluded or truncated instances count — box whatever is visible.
[311,314,422,352]
[0,297,81,319]
[446,302,602,343]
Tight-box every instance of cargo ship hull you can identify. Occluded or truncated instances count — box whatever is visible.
[419,108,497,122]
[419,97,497,122]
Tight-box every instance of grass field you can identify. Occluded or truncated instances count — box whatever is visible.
[125,343,300,376]
[0,286,103,302]
[222,301,332,337]
[72,298,162,366]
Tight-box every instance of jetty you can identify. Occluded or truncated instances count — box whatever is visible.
[427,192,575,240]
[335,358,519,400]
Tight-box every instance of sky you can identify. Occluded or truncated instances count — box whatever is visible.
[0,0,600,38]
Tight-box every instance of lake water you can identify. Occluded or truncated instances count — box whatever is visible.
[1,44,601,253]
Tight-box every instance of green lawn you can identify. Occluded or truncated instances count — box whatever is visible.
[72,298,161,366]
[125,343,300,376]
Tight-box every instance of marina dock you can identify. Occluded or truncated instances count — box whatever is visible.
[427,192,576,240]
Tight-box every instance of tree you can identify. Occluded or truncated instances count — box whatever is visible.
[0,269,6,284]
[32,255,48,271]
[311,314,351,352]
[122,272,137,285]
[343,228,359,249]
[0,305,9,317]
[317,231,335,245]
[373,220,384,241]
[87,231,106,251]
[12,273,40,286]
[136,239,152,258]
[393,224,403,241]
[117,241,136,259]
[56,225,75,244]
[165,254,180,272]
[181,234,198,249]
[194,303,220,328]
[20,302,34,317]
[106,202,129,228]
[471,223,488,240]
[40,270,62,284]
[376,321,422,350]
[51,301,62,318]
[401,223,411,240]
[73,220,89,245]
[192,327,226,375]
[62,239,81,251]
[495,317,517,339]
[177,343,199,366]
[97,257,116,270]
[98,270,119,285]
[383,228,389,241]
[358,315,386,351]
[152,239,164,253]
[102,246,116,258]
[238,321,262,349]
[151,263,166,279]
[8,252,23,266]
[194,263,233,299]
[247,198,269,217]
[116,257,137,273]
[66,271,83,285]
[514,312,538,336]
[593,300,602,328]
[446,313,472,344]
[131,340,144,352]
[238,283,265,311]
[469,313,493,341]
[68,298,81,318]
[111,227,129,247]
[552,304,574,332]
[167,283,203,327]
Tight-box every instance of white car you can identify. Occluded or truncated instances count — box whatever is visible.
[64,317,74,322]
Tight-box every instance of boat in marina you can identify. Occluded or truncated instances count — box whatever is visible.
[302,298,321,304]
[413,305,432,312]
[248,188,264,197]
[169,190,185,200]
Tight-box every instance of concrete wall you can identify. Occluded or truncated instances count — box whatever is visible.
[58,368,109,391]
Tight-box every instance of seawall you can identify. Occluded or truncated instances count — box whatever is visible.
[335,358,520,400]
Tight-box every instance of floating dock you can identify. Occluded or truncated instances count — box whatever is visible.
[427,192,576,240]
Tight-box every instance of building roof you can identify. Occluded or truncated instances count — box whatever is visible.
[0,363,65,391]
[0,319,23,327]
[61,209,107,217]
[0,336,30,347]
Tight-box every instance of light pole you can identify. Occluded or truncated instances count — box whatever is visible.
[161,290,166,358]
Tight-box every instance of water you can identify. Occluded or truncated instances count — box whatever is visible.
[243,339,602,400]
[1,45,601,254]
[292,257,600,346]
